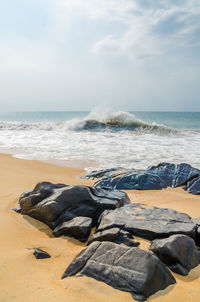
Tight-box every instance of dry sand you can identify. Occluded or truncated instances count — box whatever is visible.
[0,153,200,302]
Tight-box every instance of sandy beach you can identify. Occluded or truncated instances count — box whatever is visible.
[0,153,200,302]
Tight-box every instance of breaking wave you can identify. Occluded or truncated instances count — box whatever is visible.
[0,110,177,134]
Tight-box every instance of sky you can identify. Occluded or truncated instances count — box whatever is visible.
[0,0,200,111]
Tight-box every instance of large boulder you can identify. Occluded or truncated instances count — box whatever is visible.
[85,162,200,194]
[18,182,129,241]
[150,235,200,275]
[62,241,176,301]
[96,203,197,241]
[88,227,139,247]
[53,216,92,242]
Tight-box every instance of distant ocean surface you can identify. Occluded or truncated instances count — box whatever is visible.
[0,110,199,171]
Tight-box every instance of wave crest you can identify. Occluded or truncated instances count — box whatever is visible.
[74,110,177,134]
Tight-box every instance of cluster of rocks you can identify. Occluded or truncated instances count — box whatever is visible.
[84,162,200,194]
[15,181,200,301]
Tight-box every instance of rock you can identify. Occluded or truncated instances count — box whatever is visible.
[82,167,125,179]
[85,162,200,194]
[88,227,139,247]
[185,176,200,195]
[150,235,200,275]
[96,171,166,190]
[197,228,200,248]
[62,241,176,301]
[147,162,200,188]
[53,216,92,242]
[192,218,200,246]
[19,182,129,240]
[96,203,197,241]
[33,248,51,259]
[192,217,200,226]
[19,182,67,210]
[12,207,22,213]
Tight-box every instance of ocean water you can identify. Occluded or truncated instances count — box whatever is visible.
[0,110,199,171]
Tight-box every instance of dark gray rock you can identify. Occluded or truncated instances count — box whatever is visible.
[62,241,176,301]
[95,171,166,190]
[192,217,200,226]
[185,176,200,195]
[96,203,197,241]
[18,182,129,240]
[88,227,139,247]
[150,235,200,275]
[196,226,200,247]
[82,167,125,179]
[85,162,200,194]
[147,162,200,188]
[192,218,200,246]
[33,248,51,259]
[19,182,67,214]
[53,216,92,242]
[12,207,22,213]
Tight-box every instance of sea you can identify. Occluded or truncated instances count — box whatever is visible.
[0,110,199,172]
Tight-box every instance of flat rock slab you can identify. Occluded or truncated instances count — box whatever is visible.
[53,216,92,242]
[96,203,197,241]
[150,235,200,275]
[18,182,129,240]
[85,162,200,194]
[62,241,176,301]
[33,248,51,259]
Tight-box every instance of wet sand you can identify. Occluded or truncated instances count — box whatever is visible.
[0,153,200,302]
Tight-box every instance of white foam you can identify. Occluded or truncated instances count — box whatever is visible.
[0,110,199,170]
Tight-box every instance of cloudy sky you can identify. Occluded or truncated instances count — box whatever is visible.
[0,0,200,111]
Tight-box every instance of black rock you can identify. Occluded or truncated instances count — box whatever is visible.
[33,248,51,259]
[150,235,200,275]
[96,203,197,241]
[62,241,176,301]
[53,216,92,242]
[85,162,200,194]
[19,182,129,240]
[88,227,139,247]
[12,207,22,213]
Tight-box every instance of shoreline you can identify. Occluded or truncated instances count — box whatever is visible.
[0,149,99,171]
[0,153,200,302]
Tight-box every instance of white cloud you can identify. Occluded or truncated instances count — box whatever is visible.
[88,0,200,59]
